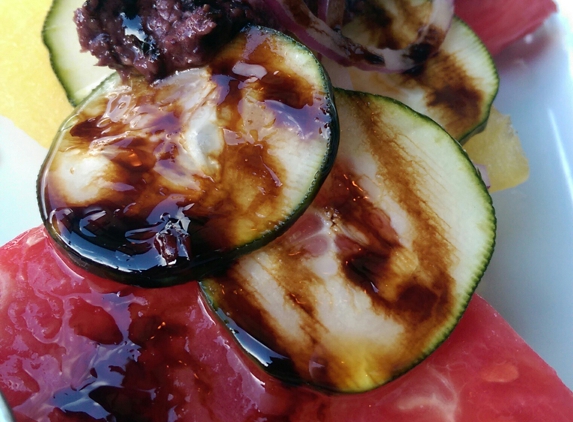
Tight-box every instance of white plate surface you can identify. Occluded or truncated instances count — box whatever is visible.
[477,0,573,391]
[1,1,572,392]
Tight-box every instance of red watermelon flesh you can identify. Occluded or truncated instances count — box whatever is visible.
[454,0,558,55]
[1,227,572,421]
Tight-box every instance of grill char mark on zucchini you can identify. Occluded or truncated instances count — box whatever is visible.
[344,18,498,142]
[44,2,496,144]
[201,89,495,393]
[38,26,339,287]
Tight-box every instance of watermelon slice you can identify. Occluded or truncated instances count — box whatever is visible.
[0,227,572,421]
[454,0,558,55]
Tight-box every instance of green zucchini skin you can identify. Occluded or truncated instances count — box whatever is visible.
[42,0,112,106]
[338,17,499,143]
[201,89,496,393]
[37,26,339,288]
[43,1,497,146]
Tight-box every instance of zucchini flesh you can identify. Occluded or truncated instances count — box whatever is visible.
[201,89,496,393]
[43,0,112,106]
[338,17,499,143]
[37,26,338,287]
[43,1,496,144]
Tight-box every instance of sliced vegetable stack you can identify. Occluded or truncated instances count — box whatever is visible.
[202,89,495,392]
[38,0,497,389]
[38,26,338,287]
[0,0,552,417]
[42,0,500,147]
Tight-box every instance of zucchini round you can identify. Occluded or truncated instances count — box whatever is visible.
[342,17,499,143]
[43,0,112,106]
[201,89,496,393]
[42,0,498,146]
[37,26,338,287]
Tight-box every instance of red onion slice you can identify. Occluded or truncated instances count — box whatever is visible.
[262,0,454,72]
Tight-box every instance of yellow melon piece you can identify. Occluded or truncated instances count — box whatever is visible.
[0,0,72,148]
[464,107,529,192]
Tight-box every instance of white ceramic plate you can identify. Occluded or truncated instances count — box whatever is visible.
[1,2,572,394]
[477,1,573,391]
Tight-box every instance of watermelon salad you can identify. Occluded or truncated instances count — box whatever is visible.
[0,0,571,420]
[1,227,573,421]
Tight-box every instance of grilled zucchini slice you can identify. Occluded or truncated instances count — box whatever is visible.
[38,26,338,287]
[201,89,495,393]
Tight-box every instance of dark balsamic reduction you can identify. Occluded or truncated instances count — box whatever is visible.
[200,164,404,389]
[324,168,441,325]
[47,286,198,421]
[39,27,333,287]
[401,48,485,140]
[211,306,301,385]
[203,144,455,390]
[40,272,330,422]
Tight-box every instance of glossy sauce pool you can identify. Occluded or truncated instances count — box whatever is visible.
[37,27,336,287]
